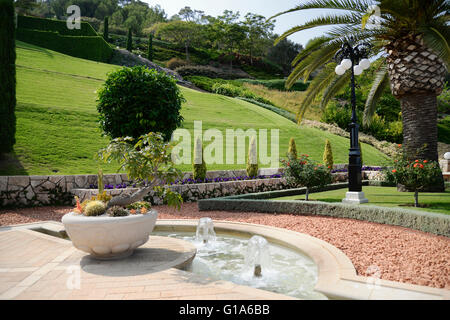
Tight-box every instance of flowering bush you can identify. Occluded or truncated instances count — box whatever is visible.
[281,154,332,200]
[384,146,443,207]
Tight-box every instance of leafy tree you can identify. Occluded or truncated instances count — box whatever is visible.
[242,13,275,65]
[215,10,246,68]
[271,0,449,164]
[0,0,16,154]
[267,37,303,76]
[151,20,200,62]
[178,6,206,24]
[96,66,185,141]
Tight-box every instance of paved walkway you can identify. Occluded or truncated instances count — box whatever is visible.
[0,227,293,300]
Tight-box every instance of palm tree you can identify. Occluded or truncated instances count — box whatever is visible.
[271,0,449,162]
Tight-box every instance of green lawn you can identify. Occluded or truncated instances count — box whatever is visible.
[0,41,390,175]
[273,186,450,215]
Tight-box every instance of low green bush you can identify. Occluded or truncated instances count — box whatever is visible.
[238,98,296,122]
[166,57,187,70]
[239,79,309,92]
[175,65,245,79]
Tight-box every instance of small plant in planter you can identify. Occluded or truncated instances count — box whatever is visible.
[384,145,443,207]
[62,132,183,259]
[281,154,332,201]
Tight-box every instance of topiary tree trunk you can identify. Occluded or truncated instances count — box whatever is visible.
[147,34,153,61]
[126,28,132,52]
[103,16,109,42]
[0,0,16,155]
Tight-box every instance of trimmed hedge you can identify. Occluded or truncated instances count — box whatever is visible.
[238,98,297,122]
[16,28,113,63]
[198,182,450,237]
[17,15,97,36]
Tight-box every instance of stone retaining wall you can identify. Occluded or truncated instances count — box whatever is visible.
[0,168,384,207]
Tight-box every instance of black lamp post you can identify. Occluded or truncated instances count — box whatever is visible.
[334,40,371,203]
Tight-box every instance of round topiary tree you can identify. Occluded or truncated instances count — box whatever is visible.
[97,66,184,141]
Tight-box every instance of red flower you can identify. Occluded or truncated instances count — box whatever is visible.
[423,160,428,163]
[392,169,397,173]
[397,144,402,148]
[415,160,419,162]
[419,164,424,169]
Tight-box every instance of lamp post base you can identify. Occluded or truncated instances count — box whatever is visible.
[342,191,368,204]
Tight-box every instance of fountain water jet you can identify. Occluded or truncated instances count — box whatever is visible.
[245,235,271,277]
[196,217,216,244]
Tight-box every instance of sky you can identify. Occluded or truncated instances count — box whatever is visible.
[147,0,335,47]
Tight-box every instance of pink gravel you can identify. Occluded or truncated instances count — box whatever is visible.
[1,203,449,289]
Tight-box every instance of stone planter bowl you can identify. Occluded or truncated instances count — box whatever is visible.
[62,210,158,260]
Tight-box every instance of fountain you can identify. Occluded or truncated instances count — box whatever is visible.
[159,218,327,299]
[195,217,216,244]
[245,235,271,278]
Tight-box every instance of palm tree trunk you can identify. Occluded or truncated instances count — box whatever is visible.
[400,93,438,162]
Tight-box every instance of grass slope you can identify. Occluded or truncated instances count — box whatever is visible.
[1,41,390,176]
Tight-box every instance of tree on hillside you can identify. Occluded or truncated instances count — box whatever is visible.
[178,6,206,24]
[271,0,449,165]
[147,33,153,61]
[267,37,303,76]
[126,27,132,51]
[215,10,247,68]
[103,16,109,41]
[14,0,38,15]
[0,0,17,154]
[151,20,200,62]
[242,13,275,65]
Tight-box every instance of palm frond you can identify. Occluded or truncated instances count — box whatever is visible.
[296,64,337,123]
[421,26,450,67]
[320,71,352,109]
[268,0,372,21]
[363,65,389,125]
[290,36,332,66]
[274,13,363,46]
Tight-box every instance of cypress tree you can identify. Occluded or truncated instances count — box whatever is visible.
[287,137,298,160]
[323,139,334,169]
[246,136,258,177]
[0,0,17,154]
[126,28,132,52]
[193,137,207,181]
[103,16,109,42]
[147,34,153,61]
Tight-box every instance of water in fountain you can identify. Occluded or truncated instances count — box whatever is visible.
[195,217,216,244]
[244,235,272,278]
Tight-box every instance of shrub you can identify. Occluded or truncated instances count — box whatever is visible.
[239,79,309,92]
[212,83,241,97]
[193,137,207,180]
[0,0,16,154]
[384,146,444,207]
[281,154,332,200]
[97,66,184,141]
[175,65,245,79]
[323,139,333,169]
[84,200,107,216]
[167,57,188,70]
[288,138,298,160]
[247,136,258,177]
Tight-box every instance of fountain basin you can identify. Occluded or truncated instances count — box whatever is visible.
[62,210,158,259]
